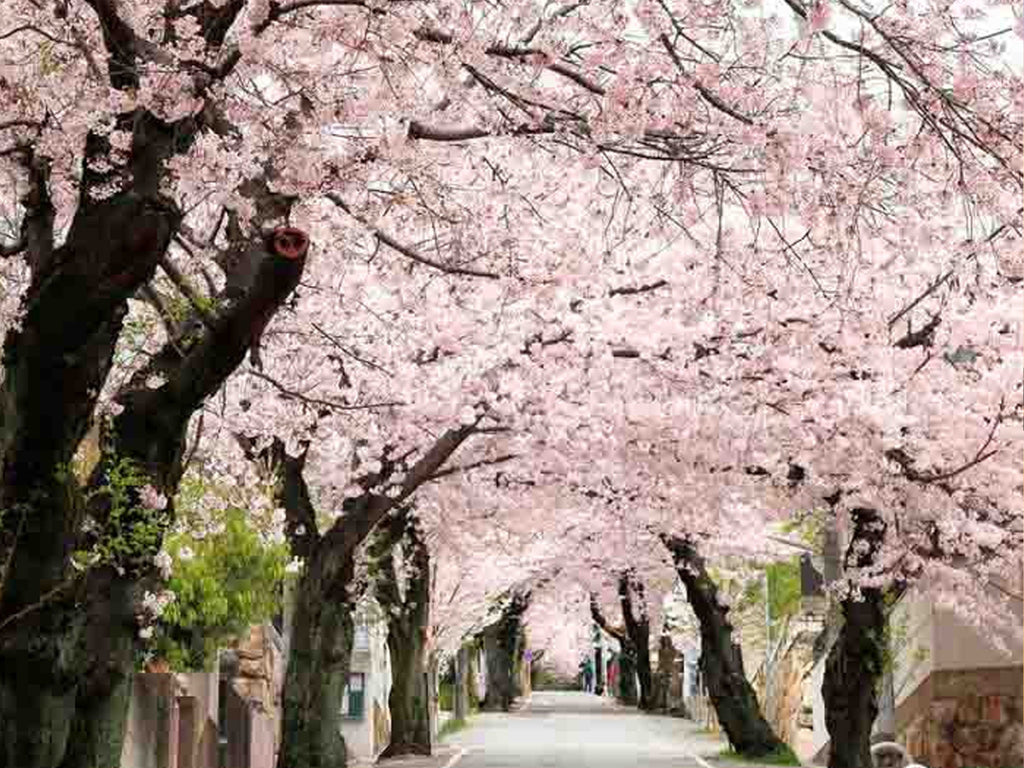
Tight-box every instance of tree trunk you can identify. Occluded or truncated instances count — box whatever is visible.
[594,645,605,696]
[823,509,888,768]
[619,573,654,711]
[374,513,432,757]
[664,535,788,758]
[263,425,481,768]
[634,631,653,711]
[480,592,528,712]
[277,547,355,768]
[0,190,182,768]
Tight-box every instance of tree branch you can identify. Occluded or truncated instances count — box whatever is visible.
[660,34,753,126]
[608,279,668,297]
[326,193,500,279]
[590,593,628,642]
[239,434,320,558]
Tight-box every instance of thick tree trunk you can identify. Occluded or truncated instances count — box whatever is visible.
[823,509,888,768]
[277,548,355,768]
[265,426,480,767]
[634,632,653,710]
[0,191,182,768]
[619,573,654,711]
[665,535,788,758]
[480,592,528,711]
[510,625,527,699]
[374,513,432,757]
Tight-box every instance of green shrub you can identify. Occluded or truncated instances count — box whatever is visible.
[148,505,289,671]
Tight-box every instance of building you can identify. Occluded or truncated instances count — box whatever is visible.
[339,596,394,765]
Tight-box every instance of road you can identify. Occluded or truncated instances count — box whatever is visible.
[442,691,727,768]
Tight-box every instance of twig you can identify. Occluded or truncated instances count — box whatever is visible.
[608,279,668,297]
[326,193,501,279]
[247,368,404,411]
[427,453,520,481]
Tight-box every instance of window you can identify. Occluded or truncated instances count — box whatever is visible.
[341,673,366,720]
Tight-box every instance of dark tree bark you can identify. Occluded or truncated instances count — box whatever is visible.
[255,422,485,768]
[663,535,788,759]
[0,5,292,765]
[370,510,432,757]
[823,508,888,768]
[480,592,529,712]
[619,573,653,711]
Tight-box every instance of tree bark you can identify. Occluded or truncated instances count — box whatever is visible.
[277,544,355,768]
[619,573,653,711]
[0,5,257,758]
[258,423,483,767]
[0,190,182,768]
[664,535,788,758]
[480,592,528,712]
[372,511,432,757]
[823,508,888,768]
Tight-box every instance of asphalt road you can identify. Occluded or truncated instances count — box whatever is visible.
[443,691,726,768]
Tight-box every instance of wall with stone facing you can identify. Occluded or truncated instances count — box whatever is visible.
[898,668,1023,768]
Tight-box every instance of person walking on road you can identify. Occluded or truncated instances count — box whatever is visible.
[582,657,594,693]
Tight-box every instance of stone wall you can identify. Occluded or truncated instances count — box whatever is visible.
[898,667,1023,768]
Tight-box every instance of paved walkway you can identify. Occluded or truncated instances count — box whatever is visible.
[439,691,728,768]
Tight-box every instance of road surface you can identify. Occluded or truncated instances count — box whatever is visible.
[442,691,727,768]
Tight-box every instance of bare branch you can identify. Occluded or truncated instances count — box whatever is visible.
[426,453,520,481]
[246,368,404,412]
[660,34,753,126]
[888,214,1019,328]
[608,279,668,297]
[326,193,501,279]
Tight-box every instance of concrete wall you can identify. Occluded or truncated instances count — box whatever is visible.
[121,673,221,768]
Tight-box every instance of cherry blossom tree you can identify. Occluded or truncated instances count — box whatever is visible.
[0,0,1020,767]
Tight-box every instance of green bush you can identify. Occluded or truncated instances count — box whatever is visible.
[149,505,289,671]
